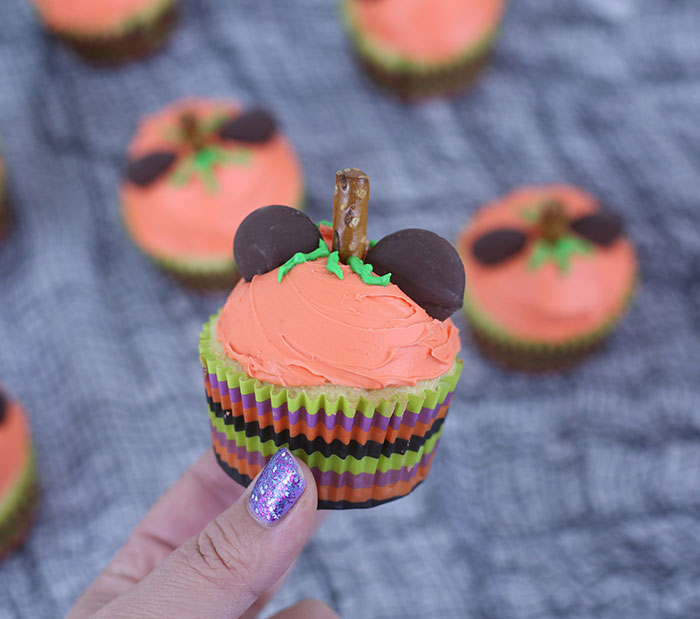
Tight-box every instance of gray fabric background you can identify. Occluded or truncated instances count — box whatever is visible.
[1,0,700,617]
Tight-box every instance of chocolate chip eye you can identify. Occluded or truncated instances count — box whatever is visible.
[366,229,465,321]
[0,391,7,425]
[234,205,323,281]
[126,151,177,187]
[218,108,277,143]
[472,228,528,266]
[570,211,623,246]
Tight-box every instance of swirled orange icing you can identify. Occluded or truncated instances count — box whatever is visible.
[122,99,303,261]
[0,400,31,497]
[217,260,460,389]
[30,0,162,32]
[459,185,637,343]
[351,0,506,63]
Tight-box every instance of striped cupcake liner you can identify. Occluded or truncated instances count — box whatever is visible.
[211,420,444,509]
[205,373,453,452]
[200,313,462,508]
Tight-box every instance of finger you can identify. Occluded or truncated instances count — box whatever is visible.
[270,599,340,619]
[239,512,329,619]
[69,450,245,618]
[97,448,318,619]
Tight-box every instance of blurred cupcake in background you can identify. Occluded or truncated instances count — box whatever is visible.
[28,0,178,64]
[200,169,465,508]
[0,388,38,559]
[121,98,304,289]
[343,0,506,99]
[458,185,638,371]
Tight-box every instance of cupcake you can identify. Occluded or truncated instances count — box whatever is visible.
[200,169,465,508]
[29,0,178,64]
[121,99,304,289]
[343,0,506,99]
[0,389,38,559]
[458,185,638,371]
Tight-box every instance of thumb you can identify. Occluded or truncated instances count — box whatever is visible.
[97,448,318,619]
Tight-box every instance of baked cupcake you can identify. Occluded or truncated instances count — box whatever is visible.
[0,389,38,559]
[200,169,465,508]
[121,99,304,289]
[343,0,506,99]
[458,185,638,371]
[28,0,177,65]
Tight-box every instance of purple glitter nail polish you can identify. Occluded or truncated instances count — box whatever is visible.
[248,448,306,526]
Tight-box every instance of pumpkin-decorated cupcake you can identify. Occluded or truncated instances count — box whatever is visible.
[28,0,178,64]
[0,389,38,559]
[459,185,638,371]
[343,0,506,99]
[121,99,304,288]
[200,169,465,508]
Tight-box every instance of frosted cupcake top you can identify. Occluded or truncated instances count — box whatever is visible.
[459,185,637,343]
[216,170,464,389]
[348,0,506,64]
[30,0,170,32]
[121,98,303,263]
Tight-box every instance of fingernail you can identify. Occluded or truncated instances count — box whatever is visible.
[248,448,306,526]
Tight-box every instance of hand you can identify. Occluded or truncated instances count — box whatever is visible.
[68,448,336,619]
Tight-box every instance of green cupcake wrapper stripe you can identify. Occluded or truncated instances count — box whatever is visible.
[199,312,463,420]
[342,0,502,74]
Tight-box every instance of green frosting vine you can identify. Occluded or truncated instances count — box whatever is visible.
[347,256,391,286]
[528,236,593,273]
[165,112,252,193]
[326,251,344,280]
[278,240,330,282]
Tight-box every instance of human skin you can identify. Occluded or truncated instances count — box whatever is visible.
[68,451,335,619]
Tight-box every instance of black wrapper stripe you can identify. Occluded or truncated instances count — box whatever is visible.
[213,450,425,510]
[207,394,446,460]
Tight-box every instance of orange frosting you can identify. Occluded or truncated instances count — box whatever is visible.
[217,260,460,389]
[460,185,637,343]
[30,0,160,33]
[0,400,31,498]
[122,99,303,261]
[352,0,505,63]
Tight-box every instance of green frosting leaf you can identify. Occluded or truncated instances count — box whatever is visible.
[170,145,251,193]
[326,251,344,280]
[316,220,333,228]
[347,256,391,286]
[277,240,330,282]
[528,236,593,273]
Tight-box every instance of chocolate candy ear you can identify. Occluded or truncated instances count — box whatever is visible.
[126,151,177,187]
[472,228,527,265]
[0,391,7,425]
[366,229,465,321]
[218,108,277,143]
[570,211,623,246]
[234,205,323,281]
